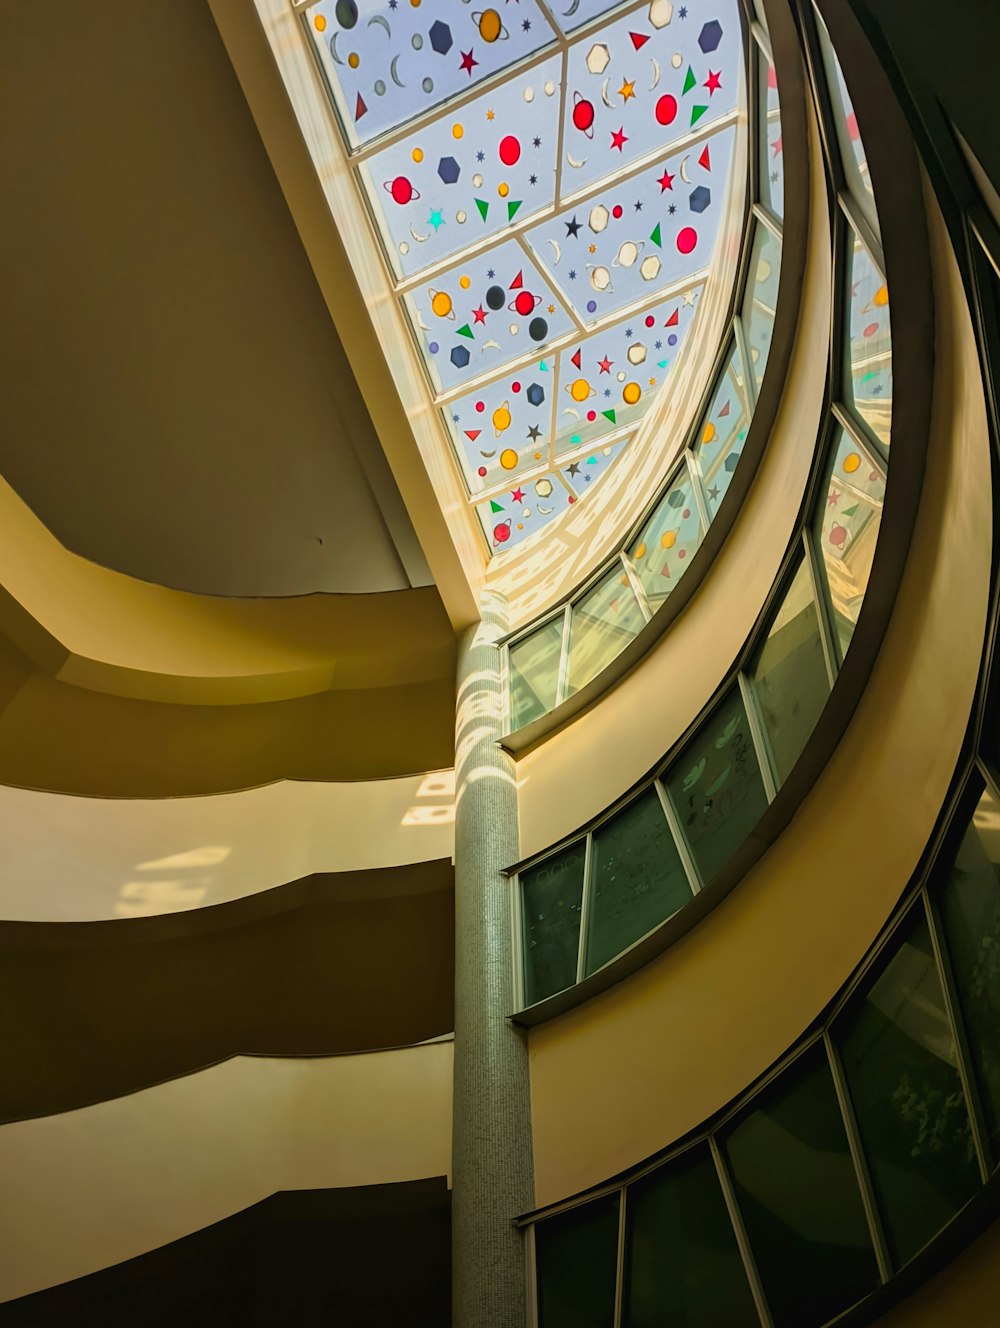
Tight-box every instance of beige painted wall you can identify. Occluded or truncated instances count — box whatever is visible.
[0,1040,453,1303]
[527,186,992,1205]
[0,772,455,922]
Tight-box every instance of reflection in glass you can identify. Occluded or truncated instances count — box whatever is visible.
[566,566,647,697]
[521,842,586,1004]
[722,1042,880,1327]
[509,616,565,730]
[741,222,782,398]
[812,425,885,662]
[844,232,893,451]
[585,788,693,975]
[536,1193,621,1328]
[628,467,704,612]
[750,559,831,785]
[758,53,784,221]
[940,784,1000,1157]
[624,1145,759,1327]
[814,7,879,239]
[837,906,978,1267]
[692,341,751,518]
[665,687,769,885]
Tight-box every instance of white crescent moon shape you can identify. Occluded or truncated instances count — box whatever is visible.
[679,155,691,184]
[482,339,502,352]
[415,310,429,331]
[649,57,661,91]
[601,77,613,109]
[548,238,562,265]
[562,0,581,14]
[329,32,343,65]
[479,449,497,458]
[390,55,405,88]
[562,407,581,420]
[538,503,554,514]
[565,152,587,169]
[368,14,391,36]
[409,224,429,242]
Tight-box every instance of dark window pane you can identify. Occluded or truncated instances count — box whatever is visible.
[521,842,586,1005]
[509,617,564,730]
[624,1145,758,1328]
[836,905,978,1266]
[585,789,693,975]
[536,1193,620,1328]
[721,1042,879,1327]
[750,559,831,786]
[939,784,1000,1156]
[665,688,770,885]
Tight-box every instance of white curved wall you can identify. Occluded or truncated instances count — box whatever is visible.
[0,773,454,921]
[0,1040,453,1304]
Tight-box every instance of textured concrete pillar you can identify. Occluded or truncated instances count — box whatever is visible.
[452,589,533,1327]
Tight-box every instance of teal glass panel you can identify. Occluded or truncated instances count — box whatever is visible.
[624,1145,758,1327]
[836,905,978,1267]
[758,51,784,221]
[750,558,831,786]
[844,231,893,452]
[509,617,564,730]
[585,788,693,975]
[722,1042,880,1327]
[665,688,769,885]
[536,1192,620,1328]
[521,841,586,1005]
[628,468,704,612]
[566,566,647,697]
[812,425,885,663]
[741,222,782,398]
[939,783,1000,1158]
[692,340,750,518]
[813,6,879,239]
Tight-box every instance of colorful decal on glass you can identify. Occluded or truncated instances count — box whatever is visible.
[741,221,781,396]
[758,52,783,220]
[692,340,749,515]
[845,234,892,451]
[628,465,704,608]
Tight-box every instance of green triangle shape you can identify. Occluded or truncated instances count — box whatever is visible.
[490,500,504,513]
[475,198,489,221]
[601,409,617,423]
[690,103,708,125]
[539,360,549,371]
[842,503,859,517]
[658,359,668,368]
[650,222,662,248]
[456,324,474,339]
[683,65,696,94]
[507,200,522,221]
[587,456,597,464]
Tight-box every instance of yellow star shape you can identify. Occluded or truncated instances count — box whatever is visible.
[486,108,495,121]
[648,376,657,386]
[547,303,555,313]
[534,452,542,461]
[589,243,597,254]
[618,78,636,103]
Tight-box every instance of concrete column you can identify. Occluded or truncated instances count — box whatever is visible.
[452,589,533,1327]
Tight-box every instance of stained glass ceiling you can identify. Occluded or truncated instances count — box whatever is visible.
[304,0,746,553]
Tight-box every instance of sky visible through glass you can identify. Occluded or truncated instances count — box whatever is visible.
[306,0,746,552]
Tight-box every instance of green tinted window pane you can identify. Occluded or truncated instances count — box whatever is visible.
[741,223,782,398]
[814,6,879,240]
[722,1042,880,1327]
[692,341,751,518]
[665,688,769,885]
[758,53,784,221]
[521,842,586,1005]
[844,232,892,451]
[940,784,1000,1154]
[812,426,885,662]
[837,906,978,1267]
[585,788,693,975]
[536,1193,620,1328]
[628,470,704,612]
[509,617,565,730]
[624,1145,758,1328]
[750,559,831,786]
[567,567,646,697]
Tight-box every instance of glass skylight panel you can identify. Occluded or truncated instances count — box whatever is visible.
[553,0,636,38]
[693,339,749,515]
[813,7,878,239]
[628,464,704,610]
[741,220,781,396]
[844,231,892,451]
[758,52,784,220]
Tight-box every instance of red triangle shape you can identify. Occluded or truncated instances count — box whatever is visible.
[571,348,582,369]
[355,93,367,121]
[698,144,711,171]
[665,308,679,327]
[509,269,523,289]
[629,31,650,50]
[719,400,730,418]
[465,429,482,441]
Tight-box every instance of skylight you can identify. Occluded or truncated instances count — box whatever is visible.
[304,0,746,554]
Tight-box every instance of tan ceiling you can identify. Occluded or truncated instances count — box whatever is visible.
[0,0,431,598]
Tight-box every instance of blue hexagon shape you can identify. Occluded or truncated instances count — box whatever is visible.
[698,19,723,53]
[450,344,471,370]
[526,382,545,407]
[437,156,460,186]
[429,20,453,55]
[689,185,711,214]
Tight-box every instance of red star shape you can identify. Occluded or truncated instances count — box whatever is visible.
[597,355,612,374]
[771,134,783,156]
[610,126,628,151]
[459,48,478,76]
[657,169,675,192]
[472,305,487,324]
[511,488,525,502]
[704,70,722,95]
